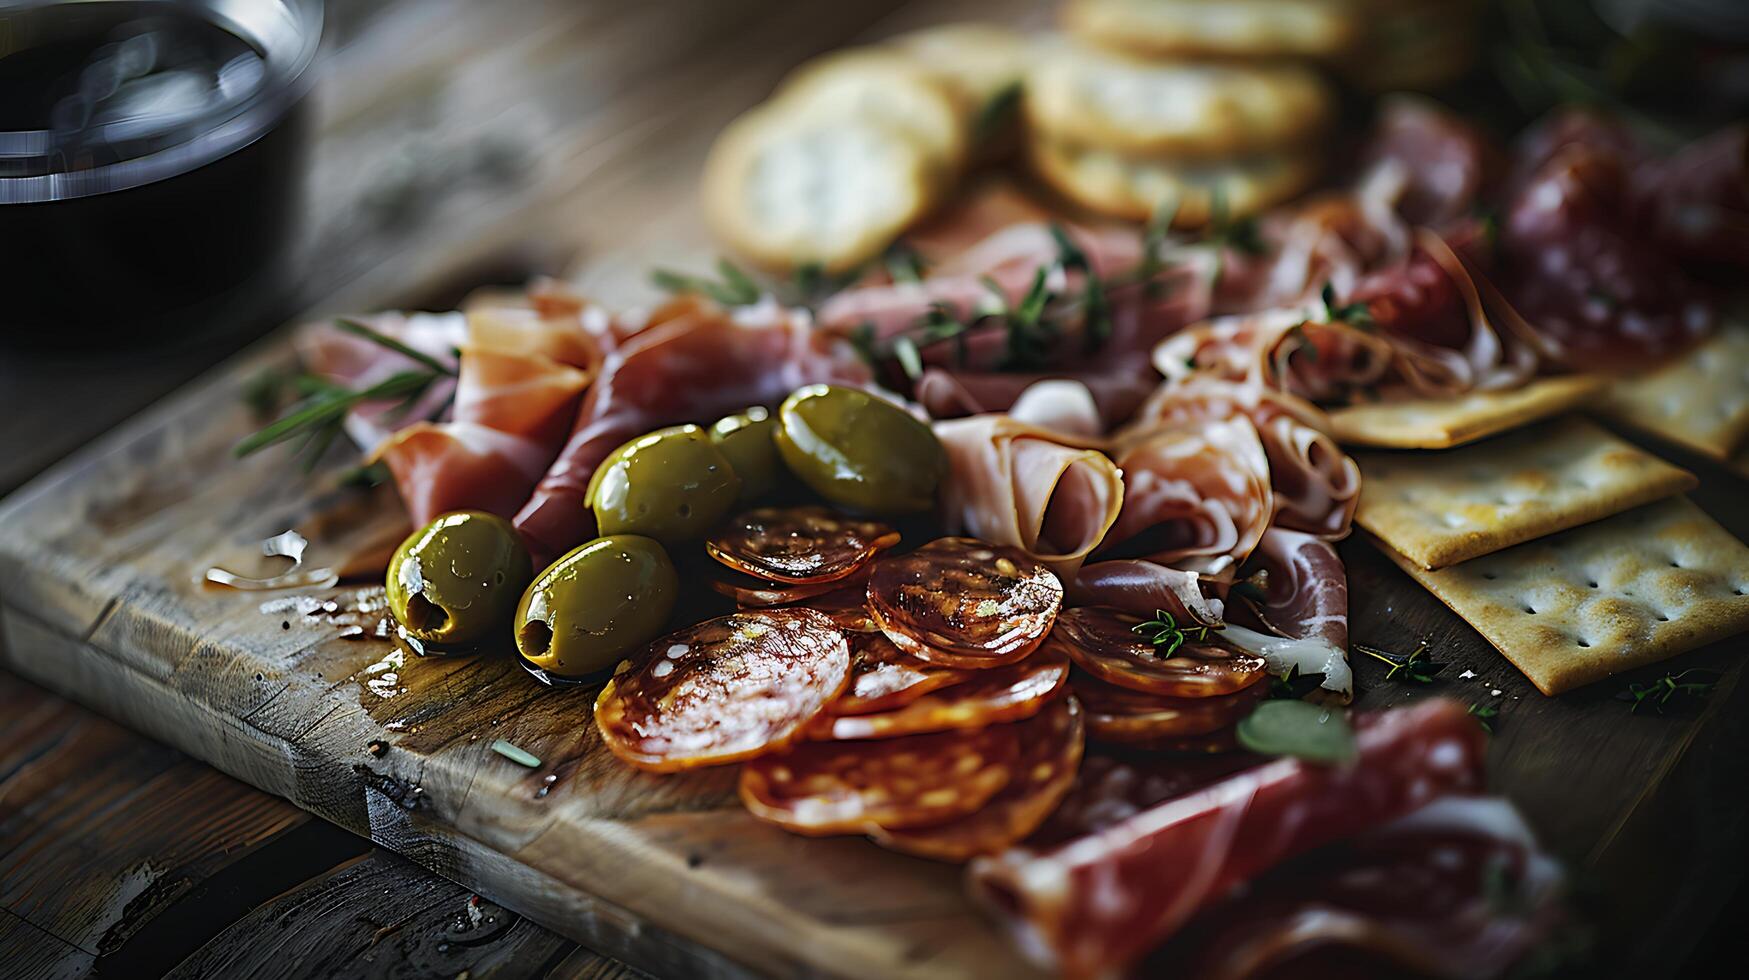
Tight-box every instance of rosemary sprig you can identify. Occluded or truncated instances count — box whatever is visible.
[1468,701,1501,734]
[651,259,762,306]
[1130,608,1209,659]
[1318,282,1375,330]
[236,319,457,472]
[1355,640,1447,684]
[1615,669,1720,715]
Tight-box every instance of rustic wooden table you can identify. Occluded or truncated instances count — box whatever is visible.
[0,0,959,974]
[2,1,1744,978]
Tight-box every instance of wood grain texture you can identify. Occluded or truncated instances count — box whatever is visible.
[1,0,1745,977]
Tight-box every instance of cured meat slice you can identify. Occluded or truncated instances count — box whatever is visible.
[711,566,872,608]
[1357,95,1497,229]
[933,415,1124,578]
[1069,559,1225,625]
[1123,377,1359,540]
[968,698,1489,977]
[867,538,1064,668]
[833,630,974,716]
[796,584,881,633]
[1052,606,1269,698]
[515,301,870,565]
[1156,796,1566,980]
[872,694,1085,862]
[594,609,851,772]
[739,723,1020,835]
[1101,417,1273,575]
[706,507,898,585]
[372,422,555,524]
[1074,671,1268,743]
[1238,527,1350,650]
[812,646,1069,740]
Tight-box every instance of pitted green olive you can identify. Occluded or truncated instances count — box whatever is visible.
[514,535,678,677]
[591,424,742,543]
[775,384,946,514]
[385,511,532,645]
[710,407,781,504]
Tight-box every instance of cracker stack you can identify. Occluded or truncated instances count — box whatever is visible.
[1032,0,1348,226]
[1350,405,1749,696]
[701,25,1031,274]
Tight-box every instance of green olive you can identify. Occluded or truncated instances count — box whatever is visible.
[514,535,678,677]
[775,384,946,514]
[710,407,781,504]
[385,511,532,645]
[591,424,742,544]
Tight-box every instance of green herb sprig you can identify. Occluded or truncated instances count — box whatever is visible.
[1615,669,1720,715]
[1319,282,1376,330]
[1468,701,1501,733]
[651,260,762,307]
[1130,608,1210,659]
[235,318,457,472]
[1355,640,1448,684]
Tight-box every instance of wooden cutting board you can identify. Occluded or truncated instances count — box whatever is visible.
[3,2,1748,975]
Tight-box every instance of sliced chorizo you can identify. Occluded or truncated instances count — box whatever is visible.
[707,506,899,585]
[868,537,1064,669]
[595,609,850,771]
[812,646,1070,741]
[1053,606,1269,698]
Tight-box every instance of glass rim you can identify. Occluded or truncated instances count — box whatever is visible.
[0,0,323,204]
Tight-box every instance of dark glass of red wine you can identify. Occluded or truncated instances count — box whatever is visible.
[0,0,322,349]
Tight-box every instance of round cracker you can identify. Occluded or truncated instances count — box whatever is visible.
[702,105,933,273]
[887,22,1032,118]
[1026,44,1333,156]
[775,46,968,176]
[1062,0,1360,59]
[1027,137,1319,226]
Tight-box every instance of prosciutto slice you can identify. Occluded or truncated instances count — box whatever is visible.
[1124,377,1359,540]
[1068,560,1225,627]
[934,414,1124,578]
[293,311,466,452]
[1100,416,1273,575]
[513,300,870,563]
[371,421,554,522]
[968,698,1489,978]
[1154,796,1566,980]
[1238,528,1350,651]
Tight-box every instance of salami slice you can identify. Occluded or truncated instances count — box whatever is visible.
[711,566,870,608]
[802,584,882,633]
[812,646,1070,740]
[873,694,1085,862]
[1075,670,1268,743]
[1053,606,1269,697]
[739,724,1020,834]
[707,506,899,585]
[833,630,975,716]
[868,537,1064,669]
[594,609,851,772]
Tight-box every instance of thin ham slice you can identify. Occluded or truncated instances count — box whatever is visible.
[1069,560,1225,626]
[513,299,869,564]
[1239,527,1350,651]
[1123,377,1359,540]
[968,698,1489,978]
[451,347,591,449]
[293,311,466,452]
[1099,416,1273,577]
[1155,796,1566,980]
[934,414,1124,578]
[371,421,553,522]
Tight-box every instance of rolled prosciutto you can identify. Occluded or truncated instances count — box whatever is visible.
[933,412,1124,578]
[968,698,1489,977]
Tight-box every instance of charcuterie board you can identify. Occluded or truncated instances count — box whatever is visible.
[0,259,1745,979]
[5,1,1749,975]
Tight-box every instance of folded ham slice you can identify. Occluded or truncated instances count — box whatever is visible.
[1241,527,1350,651]
[294,311,467,452]
[1100,416,1273,577]
[1155,795,1566,980]
[968,698,1489,978]
[1124,377,1359,540]
[514,299,870,564]
[934,413,1123,578]
[371,421,554,523]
